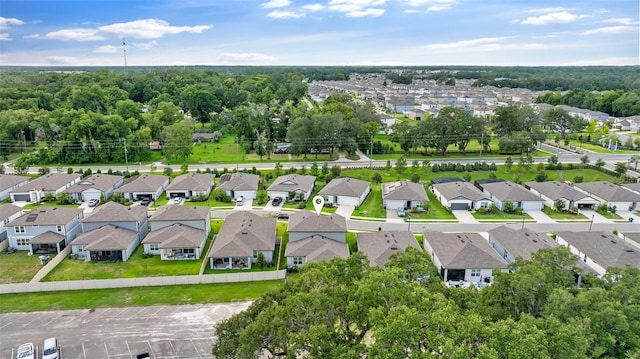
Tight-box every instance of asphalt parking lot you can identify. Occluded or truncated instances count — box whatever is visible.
[0,302,252,359]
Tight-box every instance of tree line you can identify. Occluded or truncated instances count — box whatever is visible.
[536,88,640,118]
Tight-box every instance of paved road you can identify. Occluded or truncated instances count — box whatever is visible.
[0,303,251,359]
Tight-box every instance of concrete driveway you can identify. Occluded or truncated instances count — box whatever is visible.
[525,210,555,224]
[579,209,613,223]
[452,210,478,224]
[334,205,355,219]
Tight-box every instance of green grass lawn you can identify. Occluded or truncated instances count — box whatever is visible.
[568,140,638,154]
[412,190,456,220]
[0,280,284,313]
[472,211,534,221]
[43,238,214,281]
[598,211,623,220]
[353,184,386,219]
[542,206,587,220]
[346,232,358,253]
[23,201,80,210]
[0,250,52,284]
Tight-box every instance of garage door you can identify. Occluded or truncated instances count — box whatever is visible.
[13,194,30,202]
[450,203,468,210]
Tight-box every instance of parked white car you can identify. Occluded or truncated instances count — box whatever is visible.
[42,337,59,359]
[16,343,34,359]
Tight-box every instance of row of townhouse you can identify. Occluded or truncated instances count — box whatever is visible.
[430,177,640,212]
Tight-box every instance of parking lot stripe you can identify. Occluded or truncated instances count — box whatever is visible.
[82,342,87,359]
[126,341,133,359]
[146,340,156,359]
[104,342,109,357]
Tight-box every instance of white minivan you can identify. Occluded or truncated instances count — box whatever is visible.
[42,337,59,359]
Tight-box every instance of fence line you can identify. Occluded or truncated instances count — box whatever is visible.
[30,246,71,283]
[1,269,287,294]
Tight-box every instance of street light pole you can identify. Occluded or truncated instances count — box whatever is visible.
[369,136,373,168]
[589,214,594,231]
[521,210,526,229]
[123,138,129,174]
[479,132,484,160]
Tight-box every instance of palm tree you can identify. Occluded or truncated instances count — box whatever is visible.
[629,154,640,171]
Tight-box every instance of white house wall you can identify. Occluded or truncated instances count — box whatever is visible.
[521,201,544,211]
[384,199,406,210]
[0,180,28,201]
[555,235,606,276]
[268,190,289,200]
[488,237,515,263]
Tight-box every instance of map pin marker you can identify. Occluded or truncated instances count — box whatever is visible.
[312,195,324,216]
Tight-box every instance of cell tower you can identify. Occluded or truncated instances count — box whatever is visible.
[122,37,128,75]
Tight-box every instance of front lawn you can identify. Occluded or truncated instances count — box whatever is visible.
[353,184,387,219]
[0,250,50,283]
[472,210,534,221]
[0,280,284,313]
[542,206,587,220]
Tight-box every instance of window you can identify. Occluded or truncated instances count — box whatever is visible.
[32,225,39,228]
[57,225,63,232]
[149,244,159,251]
[470,269,481,277]
[16,238,29,246]
[15,226,25,233]
[253,250,259,258]
[183,248,195,254]
[76,245,86,252]
[292,257,304,266]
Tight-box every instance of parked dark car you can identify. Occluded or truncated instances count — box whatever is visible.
[272,197,283,206]
[277,212,289,219]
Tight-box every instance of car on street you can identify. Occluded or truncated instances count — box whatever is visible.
[271,197,283,206]
[88,199,99,207]
[277,212,289,219]
[16,343,34,359]
[140,198,151,206]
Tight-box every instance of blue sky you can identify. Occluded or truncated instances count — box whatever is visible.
[0,0,637,66]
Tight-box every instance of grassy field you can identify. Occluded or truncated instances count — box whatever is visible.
[0,280,284,313]
[0,250,53,284]
[542,206,588,220]
[353,184,386,218]
[472,211,534,221]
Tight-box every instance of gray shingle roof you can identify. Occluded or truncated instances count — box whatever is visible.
[10,173,81,193]
[82,201,147,223]
[318,177,370,198]
[149,205,209,222]
[143,223,205,249]
[0,174,29,192]
[557,231,640,269]
[65,174,123,193]
[10,207,83,226]
[488,226,556,261]
[357,230,420,267]
[481,181,542,202]
[0,203,21,220]
[73,224,138,250]
[524,181,593,201]
[424,231,508,269]
[382,181,428,201]
[288,210,348,233]
[28,231,65,244]
[115,174,168,193]
[285,234,349,262]
[217,173,259,192]
[267,174,316,193]
[208,211,276,258]
[432,181,489,202]
[166,173,215,192]
[622,183,640,194]
[574,181,640,202]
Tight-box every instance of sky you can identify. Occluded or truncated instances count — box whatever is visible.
[0,0,638,67]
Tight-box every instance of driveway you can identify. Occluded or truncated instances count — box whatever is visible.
[452,210,478,224]
[579,209,613,223]
[616,210,640,224]
[334,205,355,219]
[234,199,253,210]
[525,210,556,224]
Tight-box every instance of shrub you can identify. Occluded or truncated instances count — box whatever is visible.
[573,175,584,183]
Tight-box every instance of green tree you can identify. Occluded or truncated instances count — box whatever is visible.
[505,156,513,172]
[595,158,605,168]
[395,156,407,174]
[163,122,193,163]
[371,172,382,183]
[580,154,590,168]
[629,154,640,171]
[614,162,628,177]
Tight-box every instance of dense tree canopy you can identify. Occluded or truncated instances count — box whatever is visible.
[212,246,640,358]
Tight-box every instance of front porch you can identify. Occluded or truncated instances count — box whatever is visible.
[209,256,251,270]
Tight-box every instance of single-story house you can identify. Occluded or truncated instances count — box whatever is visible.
[488,226,557,263]
[216,172,259,200]
[524,181,599,210]
[10,173,82,203]
[165,173,215,200]
[115,174,170,201]
[431,180,492,211]
[267,174,316,202]
[71,225,139,262]
[64,173,124,203]
[382,181,428,210]
[148,205,211,236]
[0,203,22,243]
[407,108,426,121]
[318,177,371,207]
[7,207,83,254]
[285,210,349,267]
[423,231,508,284]
[622,182,640,196]
[0,174,29,201]
[556,231,640,276]
[142,223,206,260]
[574,181,640,212]
[479,181,544,211]
[357,230,420,267]
[622,232,640,250]
[208,211,276,270]
[81,201,149,244]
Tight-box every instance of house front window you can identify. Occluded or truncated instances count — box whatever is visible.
[253,250,259,258]
[15,226,25,233]
[292,257,304,266]
[149,244,159,251]
[470,269,481,277]
[16,238,29,246]
[57,225,63,232]
[182,248,194,254]
[76,245,86,252]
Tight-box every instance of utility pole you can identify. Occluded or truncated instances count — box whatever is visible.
[479,132,484,160]
[521,210,526,229]
[589,214,594,232]
[122,138,129,174]
[369,136,373,168]
[236,137,239,170]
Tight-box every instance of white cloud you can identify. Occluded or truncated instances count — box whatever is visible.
[302,4,325,12]
[0,33,12,41]
[261,0,291,8]
[93,45,121,53]
[328,0,387,17]
[217,52,276,64]
[427,5,451,12]
[282,31,365,43]
[44,28,105,41]
[521,11,588,25]
[0,17,25,29]
[523,7,571,14]
[426,37,511,50]
[267,10,305,19]
[99,19,211,39]
[24,34,41,39]
[581,26,636,35]
[134,40,158,49]
[47,56,88,65]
